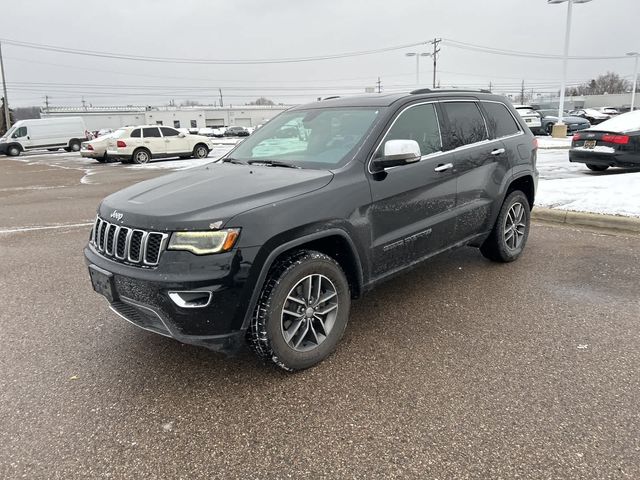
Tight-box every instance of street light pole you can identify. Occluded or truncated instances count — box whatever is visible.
[627,52,639,111]
[548,0,593,137]
[0,41,10,132]
[405,52,431,87]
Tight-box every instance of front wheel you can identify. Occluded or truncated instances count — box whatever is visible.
[7,145,21,156]
[247,250,351,371]
[586,164,609,172]
[480,191,531,263]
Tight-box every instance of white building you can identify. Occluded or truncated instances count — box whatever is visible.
[41,105,292,131]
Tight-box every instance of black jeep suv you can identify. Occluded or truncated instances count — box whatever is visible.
[85,89,538,371]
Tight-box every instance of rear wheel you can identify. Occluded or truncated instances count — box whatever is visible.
[586,164,609,172]
[192,144,209,159]
[132,148,151,164]
[69,140,81,152]
[247,250,350,371]
[480,190,531,263]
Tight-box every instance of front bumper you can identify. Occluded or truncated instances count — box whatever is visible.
[84,243,261,353]
[0,143,8,155]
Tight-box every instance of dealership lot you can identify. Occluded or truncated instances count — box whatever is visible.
[1,152,639,478]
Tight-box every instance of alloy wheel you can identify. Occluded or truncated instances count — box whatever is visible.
[280,273,338,352]
[503,202,526,250]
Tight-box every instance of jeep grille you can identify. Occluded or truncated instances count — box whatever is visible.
[90,217,168,267]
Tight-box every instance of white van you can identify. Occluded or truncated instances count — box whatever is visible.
[0,117,87,156]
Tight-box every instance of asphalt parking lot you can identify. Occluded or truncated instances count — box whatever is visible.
[1,152,639,479]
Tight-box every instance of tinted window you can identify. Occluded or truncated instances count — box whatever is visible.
[482,102,521,138]
[441,102,488,149]
[381,103,442,156]
[173,120,180,128]
[160,127,179,137]
[130,129,141,138]
[142,127,161,138]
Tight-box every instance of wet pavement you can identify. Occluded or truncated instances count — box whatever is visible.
[1,152,639,479]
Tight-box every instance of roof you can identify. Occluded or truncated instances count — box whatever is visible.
[289,89,505,110]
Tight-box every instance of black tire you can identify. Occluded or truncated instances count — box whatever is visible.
[545,123,554,135]
[132,148,151,164]
[480,190,531,263]
[247,250,351,371]
[192,143,209,159]
[586,164,609,172]
[63,147,72,152]
[7,145,21,156]
[69,140,81,152]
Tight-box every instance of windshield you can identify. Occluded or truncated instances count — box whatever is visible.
[227,107,380,169]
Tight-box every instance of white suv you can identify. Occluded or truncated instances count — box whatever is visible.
[106,125,215,164]
[513,105,542,134]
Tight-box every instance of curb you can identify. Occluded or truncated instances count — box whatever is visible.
[532,208,640,234]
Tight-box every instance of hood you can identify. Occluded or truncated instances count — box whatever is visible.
[544,115,589,123]
[99,163,333,231]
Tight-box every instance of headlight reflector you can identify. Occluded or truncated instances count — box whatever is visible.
[168,229,240,255]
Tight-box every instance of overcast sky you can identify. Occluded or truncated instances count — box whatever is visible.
[2,0,640,108]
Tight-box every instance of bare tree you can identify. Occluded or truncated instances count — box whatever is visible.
[567,72,630,96]
[247,97,275,106]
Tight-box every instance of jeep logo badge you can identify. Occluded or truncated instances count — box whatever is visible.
[110,210,124,222]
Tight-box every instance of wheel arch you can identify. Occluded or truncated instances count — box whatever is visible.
[240,228,364,331]
[506,174,535,209]
[132,146,151,160]
[6,142,23,155]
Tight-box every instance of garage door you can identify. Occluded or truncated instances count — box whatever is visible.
[206,119,225,127]
[234,118,252,127]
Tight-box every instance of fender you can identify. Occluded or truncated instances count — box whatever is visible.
[240,227,364,331]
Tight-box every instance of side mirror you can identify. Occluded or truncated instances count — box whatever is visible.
[371,139,421,172]
[178,132,186,138]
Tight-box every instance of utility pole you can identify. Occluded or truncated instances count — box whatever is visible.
[376,77,382,94]
[44,95,49,110]
[81,96,87,109]
[520,80,525,104]
[489,81,493,93]
[431,38,441,89]
[219,88,224,107]
[0,41,11,131]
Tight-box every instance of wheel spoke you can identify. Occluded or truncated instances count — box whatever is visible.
[314,275,322,305]
[313,314,327,335]
[304,276,313,304]
[284,318,304,344]
[282,309,302,318]
[293,322,310,349]
[317,291,337,305]
[316,304,338,316]
[308,323,320,345]
[287,295,306,306]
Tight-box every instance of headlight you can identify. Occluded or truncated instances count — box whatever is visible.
[167,228,240,255]
[0,137,6,143]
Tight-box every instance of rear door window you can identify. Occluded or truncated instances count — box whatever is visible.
[142,127,161,138]
[160,127,179,137]
[482,102,521,139]
[130,129,141,138]
[440,102,489,150]
[380,103,442,156]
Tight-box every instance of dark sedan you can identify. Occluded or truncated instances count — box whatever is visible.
[569,111,640,171]
[537,110,591,135]
[224,126,250,137]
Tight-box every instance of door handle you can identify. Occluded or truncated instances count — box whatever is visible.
[491,148,506,156]
[434,163,453,172]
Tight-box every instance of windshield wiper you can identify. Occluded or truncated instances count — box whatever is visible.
[246,160,300,169]
[222,157,246,164]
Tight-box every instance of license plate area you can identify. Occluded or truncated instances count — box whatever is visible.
[89,265,116,303]
[584,140,597,149]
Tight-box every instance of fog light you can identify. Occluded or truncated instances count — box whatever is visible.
[168,291,212,308]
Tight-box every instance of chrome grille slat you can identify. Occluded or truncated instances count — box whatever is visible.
[90,217,167,267]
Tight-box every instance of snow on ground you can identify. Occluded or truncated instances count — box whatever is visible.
[536,148,640,217]
[536,135,572,149]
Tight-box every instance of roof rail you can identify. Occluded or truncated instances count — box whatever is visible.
[410,88,492,95]
[322,96,341,101]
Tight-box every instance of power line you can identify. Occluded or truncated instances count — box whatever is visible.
[442,38,630,60]
[0,37,431,65]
